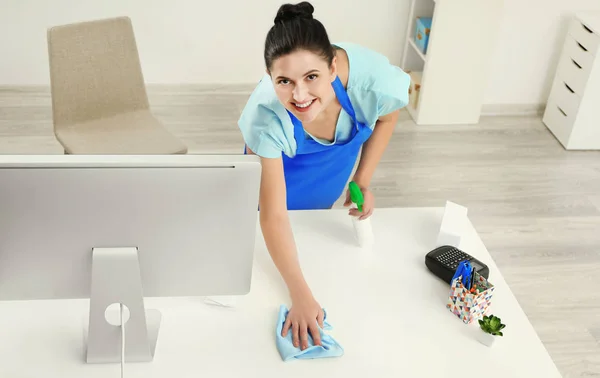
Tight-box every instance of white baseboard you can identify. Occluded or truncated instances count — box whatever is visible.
[1,84,547,118]
[145,83,256,95]
[481,103,545,117]
[0,83,257,96]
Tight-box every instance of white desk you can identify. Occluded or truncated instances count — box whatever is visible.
[0,208,562,377]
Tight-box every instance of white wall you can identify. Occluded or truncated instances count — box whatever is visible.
[484,0,600,105]
[0,0,408,85]
[1,0,600,106]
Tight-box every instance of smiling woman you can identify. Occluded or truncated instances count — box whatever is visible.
[237,1,410,354]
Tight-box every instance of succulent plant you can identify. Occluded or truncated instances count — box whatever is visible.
[478,315,506,336]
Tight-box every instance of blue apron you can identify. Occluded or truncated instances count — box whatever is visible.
[246,76,373,210]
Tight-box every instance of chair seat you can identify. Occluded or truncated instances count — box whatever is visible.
[55,111,187,154]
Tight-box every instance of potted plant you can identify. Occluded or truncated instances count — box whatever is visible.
[476,314,506,347]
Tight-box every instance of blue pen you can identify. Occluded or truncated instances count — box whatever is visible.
[451,260,473,290]
[463,261,473,290]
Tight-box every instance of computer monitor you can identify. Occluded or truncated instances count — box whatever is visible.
[0,154,261,364]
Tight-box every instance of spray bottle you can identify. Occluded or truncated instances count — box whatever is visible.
[348,181,374,248]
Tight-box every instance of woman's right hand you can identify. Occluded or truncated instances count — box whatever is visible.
[281,291,325,350]
[251,152,324,350]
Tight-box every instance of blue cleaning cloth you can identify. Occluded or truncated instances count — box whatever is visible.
[275,305,344,361]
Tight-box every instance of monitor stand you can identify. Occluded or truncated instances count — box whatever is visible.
[84,247,161,364]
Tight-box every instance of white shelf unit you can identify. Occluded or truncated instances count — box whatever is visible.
[542,12,600,150]
[401,0,504,125]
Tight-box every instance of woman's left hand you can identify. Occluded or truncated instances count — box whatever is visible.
[344,186,375,220]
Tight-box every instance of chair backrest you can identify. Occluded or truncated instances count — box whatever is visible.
[47,16,150,128]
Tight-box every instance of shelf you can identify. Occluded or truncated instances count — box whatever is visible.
[407,38,427,62]
[401,0,504,125]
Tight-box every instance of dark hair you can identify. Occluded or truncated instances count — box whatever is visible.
[264,2,335,71]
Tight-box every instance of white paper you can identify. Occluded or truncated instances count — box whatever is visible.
[203,296,238,308]
[437,201,468,247]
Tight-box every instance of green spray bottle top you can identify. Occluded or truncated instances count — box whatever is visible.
[348,181,364,212]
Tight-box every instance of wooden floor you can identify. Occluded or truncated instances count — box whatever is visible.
[1,85,600,377]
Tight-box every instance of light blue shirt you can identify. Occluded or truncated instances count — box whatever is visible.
[238,42,410,159]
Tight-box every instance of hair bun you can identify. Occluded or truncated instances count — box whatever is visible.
[274,2,314,24]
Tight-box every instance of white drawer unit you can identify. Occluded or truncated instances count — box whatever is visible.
[543,12,600,150]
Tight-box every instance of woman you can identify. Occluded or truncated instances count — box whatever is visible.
[238,1,410,351]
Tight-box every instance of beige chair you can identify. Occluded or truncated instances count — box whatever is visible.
[47,16,187,154]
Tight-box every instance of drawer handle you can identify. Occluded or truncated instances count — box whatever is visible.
[564,82,575,93]
[577,42,588,52]
[582,23,593,34]
[557,106,567,117]
[571,59,582,69]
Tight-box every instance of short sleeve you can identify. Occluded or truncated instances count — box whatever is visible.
[375,65,410,117]
[338,42,411,129]
[237,76,295,159]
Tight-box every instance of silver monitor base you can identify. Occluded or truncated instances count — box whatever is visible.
[84,247,161,364]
